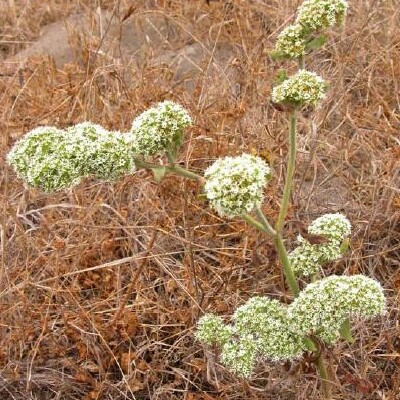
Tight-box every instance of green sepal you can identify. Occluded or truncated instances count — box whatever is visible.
[305,35,327,51]
[303,337,318,352]
[339,318,355,344]
[274,70,289,84]
[197,193,208,200]
[152,166,168,182]
[270,50,289,60]
[339,238,350,255]
[167,130,184,163]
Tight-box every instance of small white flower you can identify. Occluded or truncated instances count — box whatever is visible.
[204,154,271,218]
[131,101,192,156]
[271,69,327,106]
[296,0,349,31]
[289,275,386,344]
[275,24,308,59]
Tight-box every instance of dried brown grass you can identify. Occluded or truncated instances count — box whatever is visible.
[0,0,399,399]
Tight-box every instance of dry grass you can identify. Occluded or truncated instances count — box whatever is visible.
[0,0,399,399]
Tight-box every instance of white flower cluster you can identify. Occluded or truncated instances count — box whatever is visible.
[275,24,308,59]
[271,69,326,106]
[289,213,351,276]
[131,100,192,157]
[308,213,351,241]
[7,123,136,192]
[7,126,83,192]
[67,123,136,180]
[197,276,386,376]
[288,275,386,344]
[220,336,258,378]
[232,297,305,362]
[296,0,349,31]
[274,0,348,59]
[197,297,305,377]
[204,154,271,218]
[289,237,342,276]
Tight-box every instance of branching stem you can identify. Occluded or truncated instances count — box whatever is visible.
[134,157,204,182]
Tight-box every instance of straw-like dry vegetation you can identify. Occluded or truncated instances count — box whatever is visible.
[0,0,399,399]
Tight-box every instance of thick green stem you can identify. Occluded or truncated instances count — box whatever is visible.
[316,353,333,399]
[245,208,300,296]
[276,111,297,233]
[170,164,204,182]
[273,234,300,296]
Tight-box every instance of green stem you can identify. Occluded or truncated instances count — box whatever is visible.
[298,55,305,69]
[170,164,204,181]
[166,151,176,165]
[273,234,300,296]
[276,111,297,233]
[244,208,300,296]
[254,207,276,237]
[316,353,333,399]
[133,158,161,170]
[134,157,203,182]
[242,212,274,237]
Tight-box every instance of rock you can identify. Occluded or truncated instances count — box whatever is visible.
[7,9,239,94]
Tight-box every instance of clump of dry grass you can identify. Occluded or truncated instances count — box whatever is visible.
[0,1,399,399]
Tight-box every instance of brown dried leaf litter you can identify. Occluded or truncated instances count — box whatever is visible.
[0,1,399,399]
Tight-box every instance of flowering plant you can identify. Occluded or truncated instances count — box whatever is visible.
[7,0,386,397]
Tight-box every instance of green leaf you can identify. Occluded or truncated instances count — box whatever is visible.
[339,318,355,344]
[152,166,167,182]
[275,69,288,84]
[305,35,327,51]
